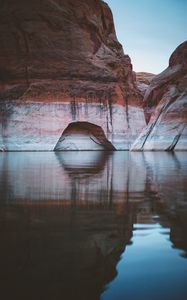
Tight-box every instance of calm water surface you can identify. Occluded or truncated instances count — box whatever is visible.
[0,151,187,300]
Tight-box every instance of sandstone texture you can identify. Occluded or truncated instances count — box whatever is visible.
[132,41,187,150]
[0,0,145,151]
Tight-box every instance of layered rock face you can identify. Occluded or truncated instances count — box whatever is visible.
[0,0,145,151]
[132,41,187,150]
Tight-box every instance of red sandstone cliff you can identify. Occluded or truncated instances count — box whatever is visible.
[0,0,145,150]
[0,0,138,103]
[132,41,187,150]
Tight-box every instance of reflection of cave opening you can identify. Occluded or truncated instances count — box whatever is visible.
[54,122,116,151]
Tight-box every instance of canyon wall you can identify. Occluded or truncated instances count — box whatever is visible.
[132,41,187,151]
[0,0,145,151]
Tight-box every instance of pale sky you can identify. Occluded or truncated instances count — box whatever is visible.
[105,0,187,74]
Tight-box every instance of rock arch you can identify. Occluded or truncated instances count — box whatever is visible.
[54,121,116,151]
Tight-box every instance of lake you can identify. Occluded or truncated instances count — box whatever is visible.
[0,151,187,300]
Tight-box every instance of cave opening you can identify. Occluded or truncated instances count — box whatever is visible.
[54,121,116,151]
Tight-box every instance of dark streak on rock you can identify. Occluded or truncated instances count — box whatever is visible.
[166,134,181,151]
[70,99,76,120]
[108,97,113,129]
[166,124,186,151]
[125,94,130,129]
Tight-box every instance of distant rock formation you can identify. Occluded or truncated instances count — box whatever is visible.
[132,41,187,151]
[0,0,145,151]
[136,72,155,96]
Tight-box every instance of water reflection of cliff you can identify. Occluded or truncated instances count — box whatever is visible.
[0,151,187,299]
[0,151,149,203]
[0,202,133,300]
